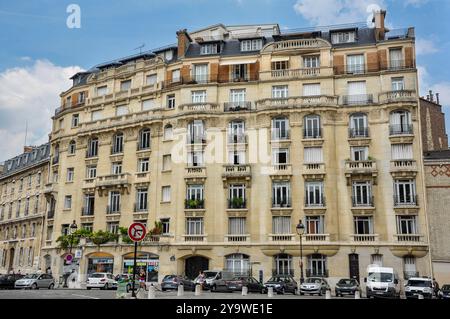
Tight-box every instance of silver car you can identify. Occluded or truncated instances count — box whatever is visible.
[15,274,55,289]
[299,277,330,296]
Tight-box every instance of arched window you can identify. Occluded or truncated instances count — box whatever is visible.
[307,254,327,277]
[225,254,250,275]
[164,125,173,140]
[112,132,124,154]
[274,254,293,276]
[390,110,412,135]
[349,113,368,138]
[87,137,99,158]
[303,115,321,138]
[68,140,76,155]
[138,128,151,150]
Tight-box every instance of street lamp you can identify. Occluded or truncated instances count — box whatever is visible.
[296,219,305,284]
[63,221,78,288]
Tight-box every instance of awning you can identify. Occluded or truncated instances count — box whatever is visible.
[271,56,290,62]
[219,59,257,66]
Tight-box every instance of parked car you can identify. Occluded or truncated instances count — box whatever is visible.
[405,277,433,299]
[194,270,226,290]
[364,266,401,299]
[264,275,298,295]
[0,274,24,289]
[438,284,450,299]
[299,277,330,296]
[161,275,195,291]
[86,273,117,290]
[335,278,361,297]
[14,274,55,289]
[226,276,266,293]
[209,271,236,292]
[115,274,141,293]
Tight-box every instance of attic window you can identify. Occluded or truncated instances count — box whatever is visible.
[241,39,263,52]
[331,31,356,44]
[200,43,220,55]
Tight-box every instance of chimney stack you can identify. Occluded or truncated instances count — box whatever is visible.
[373,10,387,41]
[436,93,440,105]
[176,29,192,59]
[429,90,434,102]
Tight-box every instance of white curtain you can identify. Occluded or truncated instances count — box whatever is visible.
[142,99,155,110]
[303,83,321,96]
[304,147,323,163]
[391,144,413,160]
[272,216,291,234]
[348,81,367,95]
[229,218,246,234]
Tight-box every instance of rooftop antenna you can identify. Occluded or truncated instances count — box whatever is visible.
[133,43,146,55]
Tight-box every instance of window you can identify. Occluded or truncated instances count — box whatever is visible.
[167,94,176,109]
[186,184,204,201]
[163,155,172,171]
[231,64,248,81]
[24,198,30,216]
[34,195,39,214]
[304,56,320,68]
[188,120,205,144]
[272,182,291,208]
[346,81,368,104]
[146,74,157,86]
[172,69,181,82]
[228,120,245,144]
[61,224,70,236]
[72,114,79,127]
[331,31,356,44]
[352,181,373,206]
[394,180,416,205]
[229,89,246,108]
[81,223,93,233]
[138,128,151,150]
[91,110,103,121]
[67,168,74,182]
[371,254,383,266]
[349,113,368,137]
[304,147,323,163]
[307,254,327,277]
[271,61,289,71]
[191,90,207,103]
[27,175,32,188]
[96,86,107,96]
[228,149,245,165]
[225,254,250,274]
[16,201,21,217]
[306,216,324,234]
[116,105,128,116]
[274,254,293,276]
[354,216,373,234]
[303,83,321,96]
[187,151,203,167]
[108,191,121,214]
[347,54,365,74]
[305,182,324,206]
[107,222,120,234]
[87,138,98,157]
[391,144,413,160]
[120,80,131,91]
[136,188,148,212]
[389,48,403,70]
[272,117,289,140]
[164,125,173,140]
[272,148,289,165]
[64,195,72,210]
[390,110,412,134]
[200,43,219,55]
[272,85,288,98]
[68,140,76,154]
[83,194,95,216]
[272,216,292,235]
[112,162,122,175]
[404,256,417,278]
[193,64,208,83]
[31,223,36,237]
[46,226,53,241]
[240,39,263,52]
[397,216,417,234]
[186,217,204,235]
[78,92,85,104]
[162,186,171,202]
[161,218,170,235]
[228,217,246,235]
[37,172,41,185]
[86,165,97,179]
[142,99,155,111]
[304,115,321,138]
[391,77,405,91]
[138,158,149,173]
[65,96,71,108]
[112,133,124,154]
[228,184,246,208]
[351,146,369,161]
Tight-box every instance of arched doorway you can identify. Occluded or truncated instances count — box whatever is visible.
[185,256,209,280]
[8,248,15,272]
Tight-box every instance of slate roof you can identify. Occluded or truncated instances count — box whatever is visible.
[0,144,50,179]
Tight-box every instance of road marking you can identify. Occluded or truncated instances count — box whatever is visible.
[71,293,100,299]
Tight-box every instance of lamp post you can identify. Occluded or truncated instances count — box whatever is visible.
[296,219,305,284]
[63,220,78,288]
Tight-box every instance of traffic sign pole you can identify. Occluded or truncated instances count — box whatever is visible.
[131,241,138,298]
[127,222,147,299]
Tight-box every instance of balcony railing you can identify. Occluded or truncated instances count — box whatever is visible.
[256,95,338,110]
[304,234,329,242]
[304,195,326,208]
[389,124,413,136]
[395,234,423,242]
[81,207,94,216]
[47,210,55,219]
[260,67,324,80]
[351,196,374,207]
[228,134,247,144]
[394,195,418,207]
[185,166,207,178]
[228,198,247,209]
[224,102,253,112]
[106,205,121,214]
[225,234,249,242]
[272,199,292,208]
[179,103,221,113]
[222,165,251,178]
[269,234,295,241]
[183,234,206,242]
[345,161,377,172]
[184,199,205,210]
[342,94,374,106]
[303,128,322,139]
[186,133,207,145]
[85,150,98,158]
[306,269,329,278]
[349,128,370,138]
[96,173,131,188]
[271,130,290,141]
[303,163,326,175]
[390,160,417,172]
[272,269,295,277]
[134,203,148,213]
[351,234,379,242]
[161,73,259,88]
[379,90,416,103]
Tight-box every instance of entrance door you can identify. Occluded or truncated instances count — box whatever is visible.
[8,248,15,272]
[185,256,209,280]
[349,254,360,283]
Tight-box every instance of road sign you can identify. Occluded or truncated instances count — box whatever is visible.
[65,254,73,264]
[128,222,147,242]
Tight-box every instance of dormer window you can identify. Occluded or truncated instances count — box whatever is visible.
[165,50,173,61]
[331,31,356,44]
[241,39,263,52]
[200,43,220,55]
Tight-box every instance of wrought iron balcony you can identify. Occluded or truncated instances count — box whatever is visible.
[81,207,94,216]
[393,195,418,207]
[389,124,413,136]
[342,94,374,106]
[228,198,247,209]
[303,128,322,139]
[351,195,374,207]
[306,269,329,278]
[224,101,253,112]
[349,127,370,138]
[106,205,121,214]
[304,195,326,208]
[184,199,205,210]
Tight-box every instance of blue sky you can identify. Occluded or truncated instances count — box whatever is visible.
[0,0,449,161]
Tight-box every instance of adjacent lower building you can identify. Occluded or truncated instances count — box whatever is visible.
[40,11,432,286]
[0,145,50,274]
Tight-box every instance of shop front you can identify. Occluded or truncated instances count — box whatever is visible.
[87,252,114,275]
[122,252,159,282]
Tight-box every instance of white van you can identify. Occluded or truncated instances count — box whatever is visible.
[364,265,401,298]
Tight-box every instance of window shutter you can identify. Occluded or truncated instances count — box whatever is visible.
[304,147,323,163]
[303,84,321,96]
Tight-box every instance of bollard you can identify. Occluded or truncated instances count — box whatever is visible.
[325,290,331,299]
[177,284,184,297]
[242,286,248,296]
[418,294,424,300]
[267,287,274,298]
[147,284,155,299]
[355,290,361,299]
[195,284,202,296]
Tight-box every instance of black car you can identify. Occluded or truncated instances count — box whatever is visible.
[335,278,361,297]
[439,284,450,299]
[0,274,25,289]
[264,275,298,295]
[226,276,266,293]
[161,275,195,292]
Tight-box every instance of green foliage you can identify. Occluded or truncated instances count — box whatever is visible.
[148,221,163,236]
[185,199,204,209]
[232,197,244,208]
[119,227,133,244]
[90,230,119,246]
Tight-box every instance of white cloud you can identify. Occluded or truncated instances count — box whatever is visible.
[415,38,439,56]
[418,64,450,108]
[403,0,429,7]
[0,60,83,163]
[293,0,386,26]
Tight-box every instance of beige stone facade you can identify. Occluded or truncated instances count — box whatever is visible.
[41,17,431,286]
[0,145,50,274]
